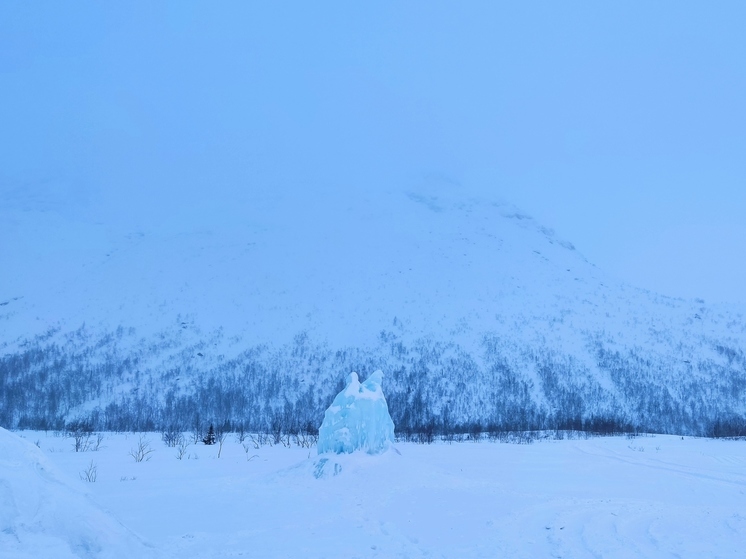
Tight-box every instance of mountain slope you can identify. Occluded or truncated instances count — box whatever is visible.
[1,183,745,435]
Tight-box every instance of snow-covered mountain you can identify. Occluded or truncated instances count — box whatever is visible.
[1,181,745,435]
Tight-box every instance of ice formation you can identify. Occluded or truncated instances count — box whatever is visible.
[317,370,395,455]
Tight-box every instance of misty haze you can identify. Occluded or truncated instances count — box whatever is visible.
[1,3,745,558]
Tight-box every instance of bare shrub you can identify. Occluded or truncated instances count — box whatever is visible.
[190,427,204,445]
[67,420,93,452]
[235,424,248,444]
[292,433,318,448]
[271,421,283,446]
[162,429,184,448]
[129,435,154,462]
[80,460,97,482]
[216,428,227,458]
[249,432,272,449]
[176,439,189,460]
[242,442,259,462]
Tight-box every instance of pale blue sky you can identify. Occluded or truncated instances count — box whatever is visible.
[1,2,744,303]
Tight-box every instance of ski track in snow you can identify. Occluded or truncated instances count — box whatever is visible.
[7,431,744,559]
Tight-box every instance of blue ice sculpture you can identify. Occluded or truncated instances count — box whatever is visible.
[317,370,395,455]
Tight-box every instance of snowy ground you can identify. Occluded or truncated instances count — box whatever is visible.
[5,430,746,558]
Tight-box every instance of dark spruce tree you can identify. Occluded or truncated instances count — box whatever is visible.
[203,424,216,445]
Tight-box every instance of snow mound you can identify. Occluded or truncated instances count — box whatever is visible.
[0,428,163,559]
[317,370,395,455]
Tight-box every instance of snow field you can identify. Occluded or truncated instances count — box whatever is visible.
[8,431,746,558]
[0,428,163,559]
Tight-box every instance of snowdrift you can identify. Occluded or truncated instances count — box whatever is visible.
[0,428,162,559]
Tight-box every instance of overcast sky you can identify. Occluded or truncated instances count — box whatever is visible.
[1,2,744,303]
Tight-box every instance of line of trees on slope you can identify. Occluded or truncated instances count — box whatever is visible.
[1,326,745,438]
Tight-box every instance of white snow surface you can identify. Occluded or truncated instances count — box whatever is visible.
[2,183,743,356]
[317,370,395,455]
[9,431,746,559]
[0,428,161,559]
